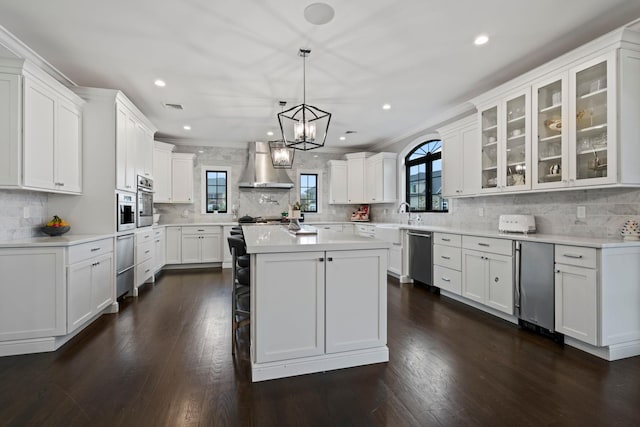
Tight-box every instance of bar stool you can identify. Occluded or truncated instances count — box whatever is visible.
[227,235,250,354]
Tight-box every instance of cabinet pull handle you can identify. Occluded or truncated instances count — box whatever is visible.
[145,269,150,273]
[555,269,561,273]
[441,238,451,242]
[478,243,490,247]
[441,255,451,260]
[145,250,150,254]
[319,257,324,262]
[197,229,205,232]
[563,253,583,259]
[155,239,160,243]
[441,277,451,282]
[91,247,101,252]
[327,257,333,262]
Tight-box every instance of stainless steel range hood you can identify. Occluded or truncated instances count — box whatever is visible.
[238,141,295,189]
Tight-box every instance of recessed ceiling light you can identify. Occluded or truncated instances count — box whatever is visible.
[382,104,391,110]
[267,131,274,136]
[474,34,489,46]
[154,79,166,87]
[304,3,335,25]
[198,150,204,154]
[183,125,191,131]
[339,136,346,141]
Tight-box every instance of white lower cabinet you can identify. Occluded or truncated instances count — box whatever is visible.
[67,252,113,333]
[135,229,155,288]
[554,263,597,345]
[165,226,182,264]
[153,227,166,272]
[433,232,463,294]
[461,236,514,315]
[181,226,221,263]
[254,249,387,364]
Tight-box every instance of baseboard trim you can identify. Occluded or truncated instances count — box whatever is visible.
[251,346,389,382]
[440,290,519,325]
[564,337,640,361]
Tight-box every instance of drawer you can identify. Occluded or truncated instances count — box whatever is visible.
[136,257,155,286]
[555,245,597,269]
[136,240,154,263]
[462,235,513,256]
[433,232,461,247]
[433,265,462,295]
[136,229,154,244]
[318,224,343,232]
[68,238,114,265]
[434,244,461,270]
[181,226,221,236]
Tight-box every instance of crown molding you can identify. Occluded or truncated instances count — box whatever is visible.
[0,23,76,87]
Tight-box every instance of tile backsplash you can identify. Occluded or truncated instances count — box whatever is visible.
[0,189,48,241]
[371,187,640,238]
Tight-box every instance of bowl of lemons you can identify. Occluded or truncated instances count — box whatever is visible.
[41,215,71,236]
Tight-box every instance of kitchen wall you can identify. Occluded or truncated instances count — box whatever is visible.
[155,145,354,224]
[372,187,640,238]
[0,190,48,241]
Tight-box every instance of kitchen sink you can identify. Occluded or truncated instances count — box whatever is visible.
[375,224,401,244]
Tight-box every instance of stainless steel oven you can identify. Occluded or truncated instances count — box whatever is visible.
[137,175,154,228]
[117,191,136,231]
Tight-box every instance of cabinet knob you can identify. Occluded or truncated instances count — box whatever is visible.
[327,257,333,262]
[319,257,324,262]
[494,277,499,282]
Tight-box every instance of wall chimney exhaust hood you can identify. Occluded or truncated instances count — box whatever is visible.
[238,141,295,189]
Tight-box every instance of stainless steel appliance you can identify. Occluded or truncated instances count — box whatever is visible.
[116,233,135,298]
[137,175,154,228]
[117,191,136,231]
[499,214,536,234]
[408,229,433,286]
[515,241,557,334]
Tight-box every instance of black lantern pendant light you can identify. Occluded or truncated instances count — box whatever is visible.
[278,48,331,151]
[269,101,295,168]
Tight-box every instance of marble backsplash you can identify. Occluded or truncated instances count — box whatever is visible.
[371,187,640,238]
[154,145,354,224]
[0,189,48,241]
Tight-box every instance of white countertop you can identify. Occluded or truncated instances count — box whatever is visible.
[0,234,113,248]
[242,225,391,254]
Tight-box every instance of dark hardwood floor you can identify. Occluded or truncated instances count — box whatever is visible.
[1,269,639,426]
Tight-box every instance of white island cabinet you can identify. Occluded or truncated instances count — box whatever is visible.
[243,225,390,382]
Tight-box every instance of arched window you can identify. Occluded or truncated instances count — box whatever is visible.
[405,139,448,212]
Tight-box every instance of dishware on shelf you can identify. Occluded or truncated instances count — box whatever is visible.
[552,91,561,105]
[620,219,640,241]
[545,119,562,131]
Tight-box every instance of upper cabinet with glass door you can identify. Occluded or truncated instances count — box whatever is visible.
[569,53,616,187]
[478,88,531,193]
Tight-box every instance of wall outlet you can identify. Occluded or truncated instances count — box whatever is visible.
[477,207,484,217]
[23,206,29,219]
[577,206,586,219]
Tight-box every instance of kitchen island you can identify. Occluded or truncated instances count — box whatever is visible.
[242,225,391,382]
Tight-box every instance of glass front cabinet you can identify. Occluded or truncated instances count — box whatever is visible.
[479,88,531,193]
[532,52,616,189]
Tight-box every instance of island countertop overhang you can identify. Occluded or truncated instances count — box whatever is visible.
[242,225,391,254]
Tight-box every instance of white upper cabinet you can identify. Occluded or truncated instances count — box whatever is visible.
[116,104,138,192]
[0,59,83,194]
[153,141,175,203]
[135,123,154,179]
[345,152,366,204]
[365,152,397,204]
[478,87,531,194]
[328,160,348,204]
[171,153,195,203]
[440,115,478,197]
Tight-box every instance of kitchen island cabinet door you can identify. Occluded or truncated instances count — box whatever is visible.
[255,251,325,363]
[92,253,114,313]
[67,259,94,333]
[165,227,182,264]
[325,249,387,354]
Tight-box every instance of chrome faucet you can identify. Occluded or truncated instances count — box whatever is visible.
[397,202,414,224]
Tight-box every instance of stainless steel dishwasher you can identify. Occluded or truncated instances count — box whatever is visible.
[407,229,433,285]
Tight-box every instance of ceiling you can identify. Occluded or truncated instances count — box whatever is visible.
[1,1,640,150]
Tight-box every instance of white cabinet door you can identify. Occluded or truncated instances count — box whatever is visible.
[0,248,66,341]
[325,249,387,353]
[116,105,137,192]
[442,129,462,198]
[67,259,94,333]
[255,251,325,363]
[462,249,486,303]
[165,227,182,264]
[55,100,82,193]
[125,115,137,188]
[555,264,598,345]
[23,76,56,190]
[153,143,173,202]
[181,235,201,263]
[441,117,478,197]
[201,234,221,262]
[171,154,194,203]
[364,156,377,202]
[153,228,166,271]
[92,253,114,313]
[347,156,365,204]
[136,124,153,179]
[0,73,20,186]
[328,160,348,204]
[485,252,514,314]
[388,244,402,275]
